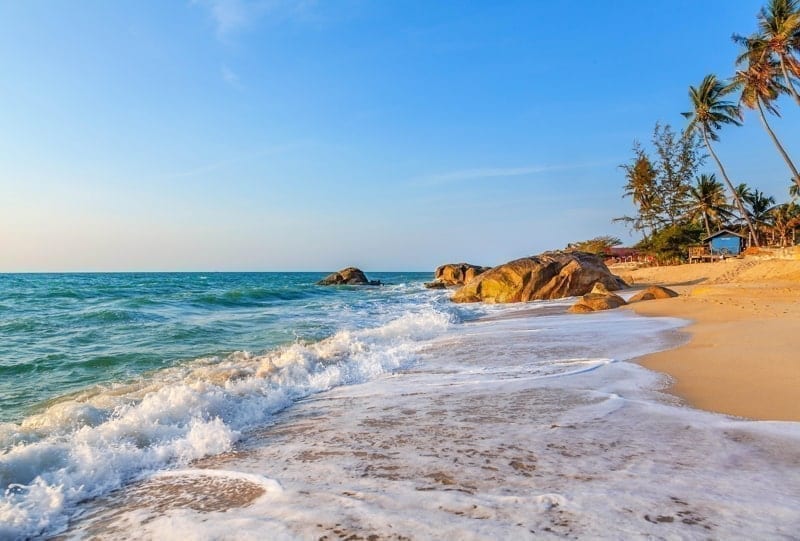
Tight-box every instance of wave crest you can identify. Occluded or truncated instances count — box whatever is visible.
[0,307,451,538]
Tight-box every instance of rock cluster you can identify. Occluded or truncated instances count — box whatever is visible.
[317,267,381,286]
[425,263,490,289]
[451,251,625,303]
[568,283,627,313]
[627,285,678,303]
[568,284,679,313]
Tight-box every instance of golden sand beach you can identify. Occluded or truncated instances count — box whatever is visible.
[615,253,800,422]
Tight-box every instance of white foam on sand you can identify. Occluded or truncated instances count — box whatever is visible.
[58,306,800,539]
[0,307,454,539]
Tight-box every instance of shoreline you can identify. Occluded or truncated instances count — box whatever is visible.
[60,286,800,539]
[618,259,800,422]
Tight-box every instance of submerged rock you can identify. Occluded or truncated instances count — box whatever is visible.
[426,263,490,289]
[451,251,626,303]
[628,285,678,303]
[568,282,627,313]
[317,267,381,286]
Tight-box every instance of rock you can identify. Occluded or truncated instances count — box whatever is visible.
[617,274,635,286]
[451,251,626,303]
[628,285,678,303]
[589,282,613,295]
[430,263,490,288]
[567,303,595,314]
[317,267,381,286]
[568,282,627,313]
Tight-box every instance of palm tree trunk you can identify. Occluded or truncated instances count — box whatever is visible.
[702,211,711,237]
[780,57,800,106]
[701,128,760,246]
[757,99,800,192]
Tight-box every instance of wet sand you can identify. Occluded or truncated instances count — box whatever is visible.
[58,306,800,539]
[620,257,800,422]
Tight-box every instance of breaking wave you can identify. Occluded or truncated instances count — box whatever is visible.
[0,308,452,539]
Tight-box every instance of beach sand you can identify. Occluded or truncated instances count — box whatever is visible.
[55,259,800,539]
[617,256,800,422]
[61,308,800,539]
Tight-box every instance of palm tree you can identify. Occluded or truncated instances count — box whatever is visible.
[683,74,760,245]
[733,0,800,105]
[791,181,800,199]
[734,42,800,192]
[686,173,733,236]
[745,189,778,244]
[735,182,753,203]
[771,202,800,245]
[731,183,758,236]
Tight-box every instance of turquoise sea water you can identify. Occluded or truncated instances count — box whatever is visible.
[0,272,439,424]
[5,271,503,537]
[3,272,800,539]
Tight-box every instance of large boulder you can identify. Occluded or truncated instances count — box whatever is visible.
[628,285,678,303]
[426,263,490,289]
[317,267,381,286]
[568,283,627,313]
[451,251,626,303]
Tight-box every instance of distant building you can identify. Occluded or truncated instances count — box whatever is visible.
[606,247,639,259]
[704,229,746,256]
[603,247,653,265]
[689,229,747,262]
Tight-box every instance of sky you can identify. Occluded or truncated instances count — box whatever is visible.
[1,0,799,271]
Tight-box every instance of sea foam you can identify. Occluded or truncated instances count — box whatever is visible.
[89,308,800,540]
[0,306,452,539]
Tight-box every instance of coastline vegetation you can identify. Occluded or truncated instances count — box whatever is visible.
[616,0,800,263]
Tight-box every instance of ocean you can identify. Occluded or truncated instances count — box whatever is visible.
[1,272,799,539]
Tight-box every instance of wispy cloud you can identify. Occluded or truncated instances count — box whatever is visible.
[414,161,612,186]
[221,65,243,88]
[195,0,249,36]
[194,0,319,38]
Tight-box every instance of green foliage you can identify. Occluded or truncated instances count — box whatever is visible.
[686,173,734,236]
[682,74,742,142]
[634,223,705,264]
[615,122,705,240]
[733,30,800,192]
[744,188,778,244]
[615,141,660,237]
[566,236,622,255]
[745,189,777,224]
[733,0,800,105]
[771,202,800,245]
[614,0,800,259]
[682,74,761,243]
[651,123,706,224]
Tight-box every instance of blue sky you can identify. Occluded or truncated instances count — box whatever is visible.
[1,0,798,271]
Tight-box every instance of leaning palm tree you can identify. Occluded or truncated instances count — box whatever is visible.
[733,0,800,105]
[686,173,733,236]
[734,43,800,192]
[683,74,760,245]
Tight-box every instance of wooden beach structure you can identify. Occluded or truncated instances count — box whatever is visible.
[688,229,747,263]
[603,247,654,266]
